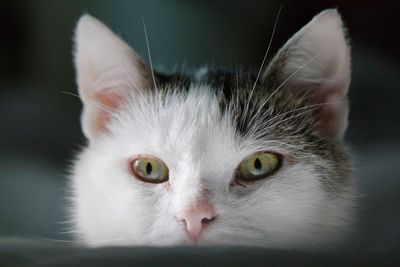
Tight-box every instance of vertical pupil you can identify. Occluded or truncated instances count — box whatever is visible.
[146,162,152,175]
[254,158,262,170]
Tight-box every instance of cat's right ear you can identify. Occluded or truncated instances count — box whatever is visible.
[74,15,152,140]
[262,9,351,140]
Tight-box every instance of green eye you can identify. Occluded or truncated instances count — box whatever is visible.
[237,152,281,181]
[131,157,169,184]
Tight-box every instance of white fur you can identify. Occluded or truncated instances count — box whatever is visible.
[70,87,354,248]
[70,11,354,248]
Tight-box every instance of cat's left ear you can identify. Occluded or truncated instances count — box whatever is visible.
[74,15,152,140]
[263,9,351,140]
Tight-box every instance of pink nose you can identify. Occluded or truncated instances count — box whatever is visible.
[176,203,217,244]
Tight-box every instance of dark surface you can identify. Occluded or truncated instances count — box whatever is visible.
[0,238,399,267]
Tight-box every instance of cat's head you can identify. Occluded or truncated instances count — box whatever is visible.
[70,9,353,248]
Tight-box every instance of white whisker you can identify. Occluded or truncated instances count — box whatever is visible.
[233,64,241,124]
[30,235,138,246]
[141,16,158,91]
[245,101,342,139]
[264,54,322,105]
[245,54,322,130]
[256,111,311,137]
[30,236,77,243]
[60,90,117,114]
[118,62,150,107]
[262,101,341,128]
[251,4,283,93]
[118,64,140,92]
[243,5,283,122]
[60,90,80,99]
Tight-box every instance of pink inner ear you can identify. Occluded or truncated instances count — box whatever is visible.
[313,96,346,139]
[312,78,348,140]
[88,90,121,136]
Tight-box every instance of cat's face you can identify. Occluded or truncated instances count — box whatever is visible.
[70,9,354,248]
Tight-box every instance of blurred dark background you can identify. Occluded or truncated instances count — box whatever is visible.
[0,0,399,250]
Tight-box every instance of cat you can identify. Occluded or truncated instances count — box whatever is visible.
[69,9,354,249]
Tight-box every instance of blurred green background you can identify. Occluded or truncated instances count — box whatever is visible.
[0,0,399,248]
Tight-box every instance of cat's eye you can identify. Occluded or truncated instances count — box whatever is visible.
[131,157,169,184]
[236,152,281,181]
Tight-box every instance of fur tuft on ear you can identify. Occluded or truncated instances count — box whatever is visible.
[263,9,351,140]
[74,14,151,140]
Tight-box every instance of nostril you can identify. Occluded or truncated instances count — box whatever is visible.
[201,215,217,225]
[176,207,218,243]
[201,217,210,224]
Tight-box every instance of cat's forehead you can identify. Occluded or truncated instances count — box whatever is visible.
[118,83,237,149]
[113,68,312,155]
[156,68,258,98]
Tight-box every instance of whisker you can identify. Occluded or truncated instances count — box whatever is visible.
[29,235,138,246]
[252,111,309,138]
[30,235,77,243]
[261,101,342,128]
[259,113,309,136]
[244,54,322,130]
[118,64,140,92]
[60,90,117,114]
[245,101,342,138]
[243,5,283,122]
[141,16,158,91]
[263,53,322,106]
[233,64,241,124]
[91,101,116,115]
[118,62,150,107]
[241,54,322,130]
[60,90,80,99]
[251,4,283,93]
